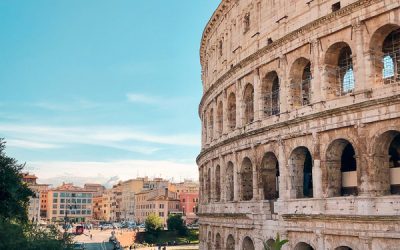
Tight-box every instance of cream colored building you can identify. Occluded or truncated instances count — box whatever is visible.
[135,188,181,225]
[47,183,94,223]
[198,0,400,249]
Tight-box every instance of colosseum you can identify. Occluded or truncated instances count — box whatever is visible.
[197,0,400,249]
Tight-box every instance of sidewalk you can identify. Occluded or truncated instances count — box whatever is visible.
[133,245,199,250]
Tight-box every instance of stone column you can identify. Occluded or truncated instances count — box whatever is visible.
[279,56,289,114]
[222,89,228,135]
[278,139,289,200]
[253,68,261,121]
[353,20,367,92]
[357,125,372,196]
[252,147,260,200]
[233,152,240,201]
[311,39,323,103]
[312,131,323,199]
[236,79,243,129]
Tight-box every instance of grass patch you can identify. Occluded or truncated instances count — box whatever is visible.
[136,229,199,245]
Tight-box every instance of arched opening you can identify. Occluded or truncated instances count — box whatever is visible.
[335,247,353,250]
[228,93,236,130]
[289,147,313,198]
[290,58,312,107]
[373,130,400,195]
[208,108,214,141]
[241,157,253,201]
[295,242,314,250]
[207,168,211,203]
[265,239,275,248]
[370,24,400,84]
[261,152,279,200]
[262,71,280,117]
[326,139,358,197]
[243,84,254,124]
[207,231,212,250]
[226,162,235,201]
[226,234,235,250]
[242,236,255,250]
[215,165,221,202]
[325,42,354,96]
[215,233,222,250]
[216,101,223,136]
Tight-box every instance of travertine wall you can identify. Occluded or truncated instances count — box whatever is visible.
[197,0,400,249]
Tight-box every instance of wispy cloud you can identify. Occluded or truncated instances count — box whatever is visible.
[7,139,61,149]
[30,159,199,187]
[126,93,158,104]
[0,124,200,153]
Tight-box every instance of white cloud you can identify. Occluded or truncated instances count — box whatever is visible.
[6,139,61,149]
[0,124,200,153]
[126,93,158,104]
[30,159,199,187]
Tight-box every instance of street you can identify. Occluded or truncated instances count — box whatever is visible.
[74,229,114,250]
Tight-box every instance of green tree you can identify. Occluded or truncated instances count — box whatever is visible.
[0,139,33,223]
[145,213,163,234]
[0,139,73,250]
[263,233,289,250]
[166,214,187,236]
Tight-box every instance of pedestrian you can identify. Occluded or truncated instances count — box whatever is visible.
[90,234,92,240]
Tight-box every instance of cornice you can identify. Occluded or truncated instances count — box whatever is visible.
[282,214,400,222]
[199,0,381,117]
[196,93,400,164]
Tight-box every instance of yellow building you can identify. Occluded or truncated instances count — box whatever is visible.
[47,183,94,223]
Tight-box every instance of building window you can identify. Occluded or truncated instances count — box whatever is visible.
[53,199,58,203]
[53,193,58,198]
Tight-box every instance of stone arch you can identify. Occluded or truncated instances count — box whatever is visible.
[241,157,253,201]
[207,231,212,250]
[216,101,223,136]
[215,233,222,250]
[226,234,235,250]
[289,146,313,198]
[260,152,279,200]
[243,83,254,124]
[242,236,255,250]
[262,71,280,116]
[225,161,235,201]
[228,92,236,130]
[335,247,353,250]
[215,165,221,201]
[326,139,358,197]
[265,239,275,248]
[207,168,212,202]
[372,130,400,195]
[290,57,312,107]
[369,24,400,84]
[324,42,354,96]
[294,242,314,250]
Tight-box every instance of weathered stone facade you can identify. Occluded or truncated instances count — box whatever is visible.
[197,0,400,249]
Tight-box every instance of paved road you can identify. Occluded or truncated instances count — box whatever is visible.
[74,229,116,250]
[84,242,114,250]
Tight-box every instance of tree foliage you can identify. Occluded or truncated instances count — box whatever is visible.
[166,214,187,236]
[0,139,73,249]
[145,213,163,234]
[0,139,33,223]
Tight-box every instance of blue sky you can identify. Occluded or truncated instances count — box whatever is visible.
[0,0,220,186]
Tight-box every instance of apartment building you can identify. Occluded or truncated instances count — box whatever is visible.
[47,183,94,223]
[135,188,181,225]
